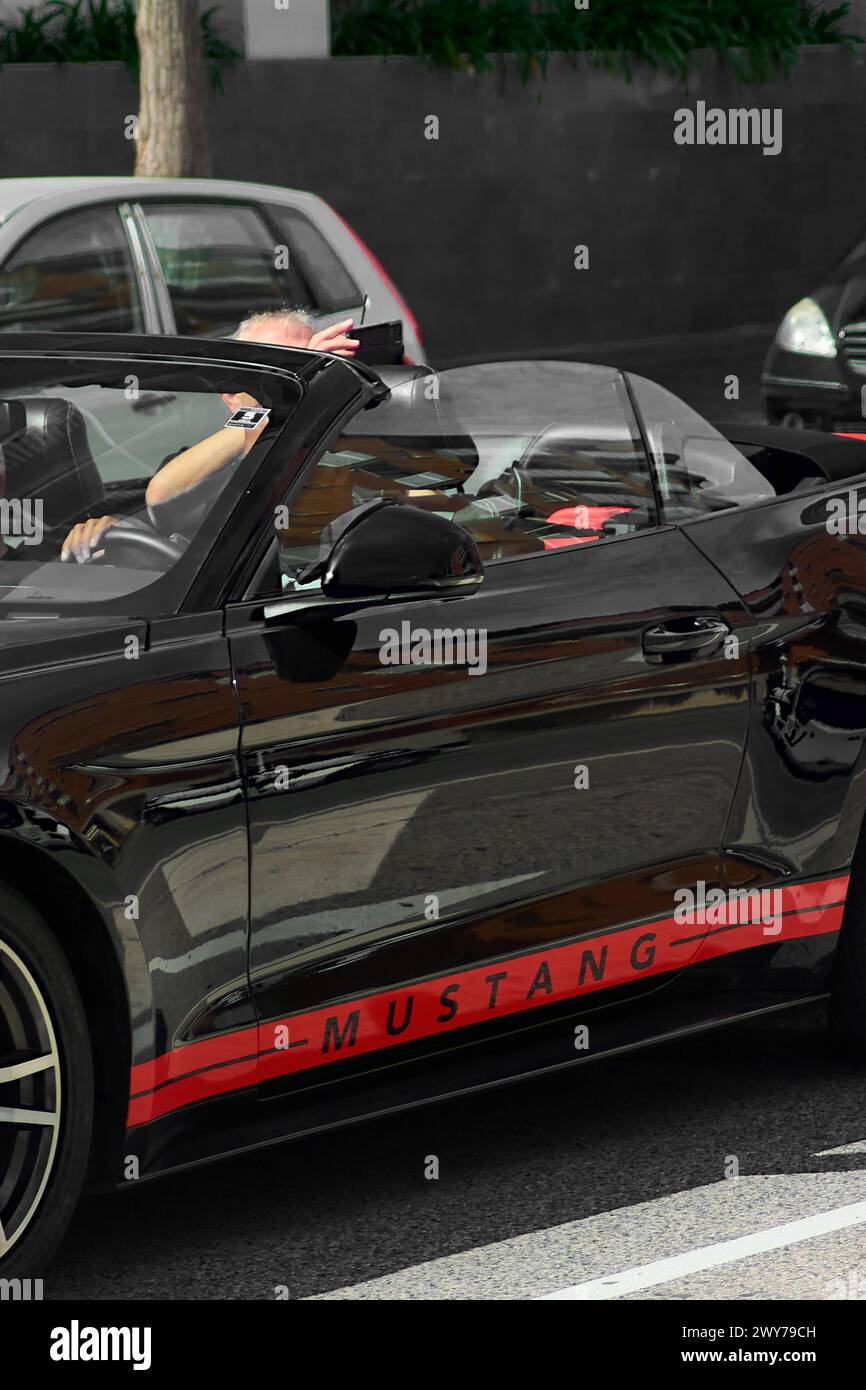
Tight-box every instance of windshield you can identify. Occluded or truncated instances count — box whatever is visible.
[0,355,300,614]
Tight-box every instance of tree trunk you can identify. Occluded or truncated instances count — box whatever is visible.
[135,0,212,178]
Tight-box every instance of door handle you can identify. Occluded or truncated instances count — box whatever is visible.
[642,616,730,663]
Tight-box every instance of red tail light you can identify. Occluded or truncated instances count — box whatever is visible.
[327,203,425,356]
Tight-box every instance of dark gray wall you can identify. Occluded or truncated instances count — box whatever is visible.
[0,50,864,360]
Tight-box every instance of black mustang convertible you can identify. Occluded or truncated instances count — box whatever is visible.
[3,332,866,1276]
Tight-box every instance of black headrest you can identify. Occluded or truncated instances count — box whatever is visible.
[0,397,104,529]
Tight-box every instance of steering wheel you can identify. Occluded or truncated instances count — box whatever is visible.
[96,519,187,569]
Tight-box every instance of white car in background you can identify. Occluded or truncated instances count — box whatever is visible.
[0,176,425,361]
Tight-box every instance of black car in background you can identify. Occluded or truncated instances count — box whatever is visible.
[763,232,866,432]
[4,333,866,1279]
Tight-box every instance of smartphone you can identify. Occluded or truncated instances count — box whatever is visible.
[351,320,405,365]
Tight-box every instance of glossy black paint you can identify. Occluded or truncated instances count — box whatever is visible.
[231,526,752,1060]
[685,480,866,879]
[0,333,864,1189]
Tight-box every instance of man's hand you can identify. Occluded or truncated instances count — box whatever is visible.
[308,319,360,357]
[61,515,117,563]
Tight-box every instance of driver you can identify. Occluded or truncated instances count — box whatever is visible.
[59,310,359,563]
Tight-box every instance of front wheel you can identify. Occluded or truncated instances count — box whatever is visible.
[0,886,93,1277]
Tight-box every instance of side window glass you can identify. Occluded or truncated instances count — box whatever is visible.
[0,206,143,333]
[267,205,361,313]
[141,202,314,336]
[628,372,774,516]
[272,363,657,584]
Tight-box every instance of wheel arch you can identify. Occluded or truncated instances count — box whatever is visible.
[0,829,136,1187]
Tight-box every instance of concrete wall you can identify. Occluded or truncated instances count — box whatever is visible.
[0,50,864,360]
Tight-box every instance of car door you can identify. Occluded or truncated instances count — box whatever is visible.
[0,202,148,333]
[0,338,318,1161]
[228,360,755,1096]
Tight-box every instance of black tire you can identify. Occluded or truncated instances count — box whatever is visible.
[766,407,834,433]
[830,834,866,1056]
[0,884,93,1278]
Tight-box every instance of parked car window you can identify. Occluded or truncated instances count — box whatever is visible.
[273,362,656,580]
[628,372,775,517]
[0,358,300,613]
[140,202,314,336]
[267,204,361,313]
[0,206,143,333]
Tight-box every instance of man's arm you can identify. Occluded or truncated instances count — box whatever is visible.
[145,426,246,508]
[59,392,271,561]
[146,391,267,509]
[59,428,248,562]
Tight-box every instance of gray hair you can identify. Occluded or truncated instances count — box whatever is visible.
[233,307,314,340]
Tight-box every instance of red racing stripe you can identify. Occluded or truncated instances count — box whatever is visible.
[126,874,848,1128]
[129,1022,258,1096]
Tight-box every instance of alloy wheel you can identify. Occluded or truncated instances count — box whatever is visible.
[0,938,61,1259]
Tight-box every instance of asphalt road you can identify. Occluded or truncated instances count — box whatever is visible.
[44,1000,866,1300]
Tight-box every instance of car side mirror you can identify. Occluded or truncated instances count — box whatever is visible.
[264,499,483,624]
[322,498,482,599]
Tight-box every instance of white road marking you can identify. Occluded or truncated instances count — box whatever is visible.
[816,1139,866,1156]
[310,1174,866,1300]
[539,1199,866,1299]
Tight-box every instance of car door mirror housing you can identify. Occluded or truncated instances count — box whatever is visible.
[321,498,484,601]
